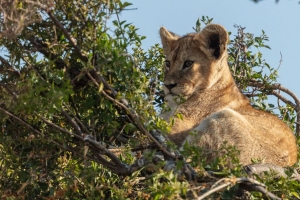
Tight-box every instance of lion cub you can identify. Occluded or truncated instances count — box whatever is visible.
[159,24,297,166]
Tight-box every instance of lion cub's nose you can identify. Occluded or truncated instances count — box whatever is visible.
[165,83,177,90]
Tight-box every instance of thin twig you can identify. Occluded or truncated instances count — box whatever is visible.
[37,112,130,173]
[36,114,83,140]
[83,135,125,169]
[0,107,42,136]
[198,181,231,200]
[249,81,300,110]
[61,108,83,136]
[63,103,91,135]
[0,83,18,100]
[47,10,87,61]
[0,55,21,76]
[276,52,283,71]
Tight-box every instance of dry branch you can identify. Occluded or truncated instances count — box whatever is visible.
[244,163,300,181]
[61,108,83,136]
[197,176,281,200]
[0,107,42,136]
[37,114,83,140]
[248,81,300,110]
[248,80,300,134]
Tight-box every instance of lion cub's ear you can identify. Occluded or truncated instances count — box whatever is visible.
[159,27,179,54]
[197,24,228,60]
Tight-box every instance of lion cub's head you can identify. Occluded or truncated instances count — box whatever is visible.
[160,24,229,98]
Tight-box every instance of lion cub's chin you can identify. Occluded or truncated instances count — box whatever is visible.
[164,94,178,106]
[160,93,190,122]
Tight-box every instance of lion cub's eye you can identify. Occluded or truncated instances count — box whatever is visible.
[165,60,171,69]
[182,60,194,70]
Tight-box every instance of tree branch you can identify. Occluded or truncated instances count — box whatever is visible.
[248,80,300,134]
[244,163,300,181]
[0,83,18,100]
[44,6,178,160]
[0,107,42,136]
[36,114,83,140]
[83,136,124,167]
[197,177,281,200]
[249,81,300,110]
[46,10,87,62]
[61,108,83,136]
[0,55,21,77]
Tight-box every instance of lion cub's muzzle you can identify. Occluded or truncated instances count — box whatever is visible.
[165,83,177,91]
[163,82,178,95]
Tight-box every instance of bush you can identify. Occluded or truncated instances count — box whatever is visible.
[0,1,299,199]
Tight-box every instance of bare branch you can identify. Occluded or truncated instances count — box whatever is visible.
[249,81,300,110]
[73,115,91,135]
[83,135,154,176]
[0,83,18,100]
[248,80,300,134]
[241,184,281,200]
[61,108,83,136]
[63,104,91,135]
[244,163,300,181]
[37,114,83,140]
[198,181,231,200]
[0,55,21,76]
[46,10,87,61]
[0,107,42,135]
[83,135,124,167]
[197,177,281,200]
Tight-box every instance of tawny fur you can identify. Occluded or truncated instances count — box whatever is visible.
[159,24,297,166]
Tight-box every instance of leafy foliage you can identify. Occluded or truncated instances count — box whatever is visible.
[0,1,299,199]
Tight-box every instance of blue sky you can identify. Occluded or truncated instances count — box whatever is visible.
[120,0,300,102]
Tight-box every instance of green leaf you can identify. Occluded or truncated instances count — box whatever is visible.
[291,192,300,199]
[37,182,49,191]
[98,82,104,93]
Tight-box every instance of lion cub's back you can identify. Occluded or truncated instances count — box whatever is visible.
[185,107,297,166]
